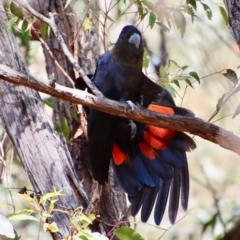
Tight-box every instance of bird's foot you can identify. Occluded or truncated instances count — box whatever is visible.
[128,120,137,139]
[126,100,135,112]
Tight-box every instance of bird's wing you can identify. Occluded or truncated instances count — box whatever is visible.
[112,103,196,225]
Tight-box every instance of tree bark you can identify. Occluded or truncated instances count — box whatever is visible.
[0,3,88,239]
[0,0,128,238]
[29,0,128,235]
[224,0,240,48]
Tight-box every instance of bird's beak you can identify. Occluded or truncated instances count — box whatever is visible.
[129,33,141,49]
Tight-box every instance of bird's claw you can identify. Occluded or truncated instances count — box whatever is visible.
[126,100,135,112]
[128,120,137,139]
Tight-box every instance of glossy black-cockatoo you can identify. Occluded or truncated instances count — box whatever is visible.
[75,25,196,225]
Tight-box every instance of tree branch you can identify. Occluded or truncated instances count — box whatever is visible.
[0,63,240,156]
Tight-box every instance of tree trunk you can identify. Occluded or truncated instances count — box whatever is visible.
[224,0,240,48]
[0,2,88,239]
[0,0,128,238]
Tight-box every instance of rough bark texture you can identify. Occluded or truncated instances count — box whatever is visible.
[1,0,128,238]
[224,0,240,48]
[29,0,128,235]
[0,3,88,239]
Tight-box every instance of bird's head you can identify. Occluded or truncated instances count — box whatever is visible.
[112,25,144,64]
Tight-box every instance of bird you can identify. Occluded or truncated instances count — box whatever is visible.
[75,25,196,225]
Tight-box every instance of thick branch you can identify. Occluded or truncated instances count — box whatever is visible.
[0,64,240,156]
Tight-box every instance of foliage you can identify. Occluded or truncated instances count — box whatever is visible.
[0,186,110,240]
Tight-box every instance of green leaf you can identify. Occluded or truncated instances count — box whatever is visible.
[156,21,169,31]
[189,71,200,83]
[0,214,15,238]
[219,6,228,25]
[142,0,154,10]
[84,18,91,31]
[185,5,195,22]
[172,75,191,81]
[172,11,186,37]
[40,21,48,40]
[168,59,181,68]
[15,209,35,215]
[43,222,59,233]
[202,3,212,20]
[10,2,24,19]
[106,14,114,22]
[79,235,88,240]
[7,16,18,32]
[181,65,188,70]
[173,79,180,88]
[136,0,144,20]
[143,49,149,72]
[201,213,218,234]
[114,227,144,240]
[222,69,238,85]
[185,79,194,88]
[166,84,176,97]
[8,214,38,221]
[187,0,197,10]
[149,11,156,29]
[22,20,28,32]
[22,20,30,45]
[40,189,62,205]
[49,199,57,213]
[159,65,167,79]
[71,109,79,123]
[43,99,55,109]
[61,116,70,141]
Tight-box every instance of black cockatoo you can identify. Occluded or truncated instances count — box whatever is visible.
[75,25,196,225]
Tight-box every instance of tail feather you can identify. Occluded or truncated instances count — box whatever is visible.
[154,180,171,225]
[131,187,148,217]
[141,187,159,222]
[168,170,180,224]
[169,132,196,152]
[180,156,189,211]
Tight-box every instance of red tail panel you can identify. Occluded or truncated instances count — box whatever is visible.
[147,104,176,140]
[148,126,175,140]
[139,142,157,159]
[143,131,167,150]
[112,144,127,165]
[148,104,174,115]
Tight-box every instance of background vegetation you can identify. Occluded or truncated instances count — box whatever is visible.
[1,0,240,239]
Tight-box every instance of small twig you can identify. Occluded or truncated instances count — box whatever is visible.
[181,85,188,107]
[31,28,75,87]
[7,149,16,214]
[57,0,71,48]
[157,209,195,240]
[14,0,103,97]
